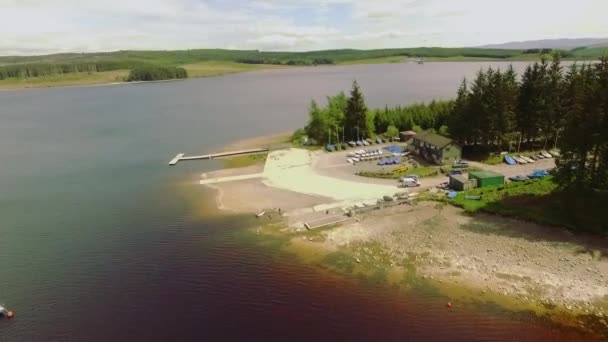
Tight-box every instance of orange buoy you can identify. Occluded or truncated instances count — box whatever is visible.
[6,311,14,318]
[447,302,452,308]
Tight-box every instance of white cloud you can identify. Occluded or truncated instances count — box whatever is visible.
[0,0,607,55]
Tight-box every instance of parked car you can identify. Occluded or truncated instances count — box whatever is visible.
[447,169,463,176]
[400,177,421,188]
[453,160,470,168]
[403,174,419,181]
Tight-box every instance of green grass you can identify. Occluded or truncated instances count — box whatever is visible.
[338,56,409,65]
[222,153,267,169]
[182,61,286,78]
[447,177,608,233]
[0,69,129,89]
[357,165,440,179]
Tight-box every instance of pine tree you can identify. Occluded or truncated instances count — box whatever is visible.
[448,78,471,144]
[344,80,368,140]
[502,65,520,150]
[555,64,596,189]
[468,70,489,145]
[543,53,565,149]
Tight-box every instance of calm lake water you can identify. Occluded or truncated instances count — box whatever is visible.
[0,62,598,341]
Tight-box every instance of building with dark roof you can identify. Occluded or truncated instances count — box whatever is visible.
[412,132,461,165]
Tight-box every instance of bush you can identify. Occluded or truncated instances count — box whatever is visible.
[127,65,188,82]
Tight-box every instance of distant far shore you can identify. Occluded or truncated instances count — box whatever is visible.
[0,55,600,91]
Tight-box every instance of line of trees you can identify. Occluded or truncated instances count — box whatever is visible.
[0,61,139,79]
[554,57,608,191]
[127,65,188,82]
[235,57,335,65]
[447,55,608,190]
[303,81,453,145]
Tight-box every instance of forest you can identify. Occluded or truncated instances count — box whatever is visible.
[127,65,188,82]
[302,55,608,191]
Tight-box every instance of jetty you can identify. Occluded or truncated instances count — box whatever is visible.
[168,148,268,165]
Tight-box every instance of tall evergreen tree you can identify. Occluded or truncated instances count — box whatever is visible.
[344,80,368,140]
[448,78,471,144]
[543,53,565,149]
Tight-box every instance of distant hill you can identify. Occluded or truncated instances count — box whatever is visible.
[477,38,608,50]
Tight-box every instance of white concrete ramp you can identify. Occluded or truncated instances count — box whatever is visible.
[199,173,263,185]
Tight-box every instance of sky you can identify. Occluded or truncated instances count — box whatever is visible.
[1,0,608,55]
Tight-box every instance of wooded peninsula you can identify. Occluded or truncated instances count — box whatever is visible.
[299,55,608,232]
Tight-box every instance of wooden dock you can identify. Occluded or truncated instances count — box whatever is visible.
[169,153,185,165]
[168,148,268,166]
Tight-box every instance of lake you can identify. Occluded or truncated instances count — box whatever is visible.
[0,62,597,341]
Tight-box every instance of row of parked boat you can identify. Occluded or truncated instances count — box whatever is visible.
[509,169,551,182]
[346,148,384,164]
[327,137,394,151]
[504,150,559,165]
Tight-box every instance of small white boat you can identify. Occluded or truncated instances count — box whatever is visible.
[521,155,535,163]
[549,150,561,157]
[347,158,354,165]
[513,156,527,164]
[256,210,266,217]
[541,151,553,158]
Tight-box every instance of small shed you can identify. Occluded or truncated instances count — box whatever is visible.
[468,170,504,188]
[449,174,477,191]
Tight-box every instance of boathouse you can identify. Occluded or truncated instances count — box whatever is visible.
[412,132,461,165]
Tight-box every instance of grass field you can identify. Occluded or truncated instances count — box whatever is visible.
[338,56,410,65]
[222,153,267,169]
[0,69,129,89]
[182,61,286,78]
[357,165,441,179]
[447,177,608,233]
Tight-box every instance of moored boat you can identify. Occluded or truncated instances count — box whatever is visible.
[0,306,14,318]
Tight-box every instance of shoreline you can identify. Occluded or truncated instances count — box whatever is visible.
[0,65,298,92]
[196,133,608,335]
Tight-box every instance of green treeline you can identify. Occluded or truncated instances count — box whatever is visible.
[0,60,139,80]
[127,66,188,82]
[303,81,453,144]
[303,55,608,191]
[447,55,608,191]
[235,57,335,65]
